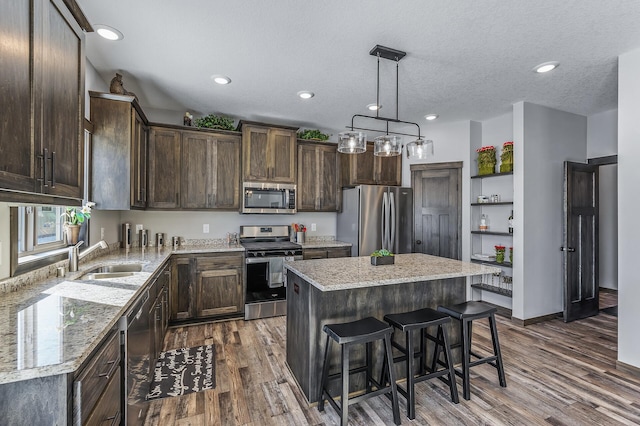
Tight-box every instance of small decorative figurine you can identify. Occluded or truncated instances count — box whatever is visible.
[109,73,138,101]
[184,112,193,126]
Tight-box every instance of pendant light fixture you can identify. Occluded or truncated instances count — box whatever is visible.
[339,45,433,159]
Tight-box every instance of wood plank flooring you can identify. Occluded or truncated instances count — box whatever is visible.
[144,293,639,425]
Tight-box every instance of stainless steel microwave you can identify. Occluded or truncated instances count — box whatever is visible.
[242,182,296,214]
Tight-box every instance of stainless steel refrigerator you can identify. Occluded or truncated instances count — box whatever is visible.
[337,185,413,257]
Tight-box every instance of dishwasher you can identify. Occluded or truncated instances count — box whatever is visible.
[120,287,152,425]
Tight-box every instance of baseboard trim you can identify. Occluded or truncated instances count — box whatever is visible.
[511,312,562,327]
[616,360,640,378]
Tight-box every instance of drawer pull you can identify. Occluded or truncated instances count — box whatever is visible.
[106,410,121,426]
[98,359,118,380]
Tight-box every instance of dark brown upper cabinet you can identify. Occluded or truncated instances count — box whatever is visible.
[240,121,298,184]
[148,127,181,209]
[89,92,148,209]
[181,130,241,210]
[340,142,402,187]
[0,0,88,204]
[297,141,339,212]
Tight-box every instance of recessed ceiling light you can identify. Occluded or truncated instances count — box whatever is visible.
[367,103,382,111]
[298,91,314,99]
[212,75,232,85]
[94,25,123,41]
[533,61,560,73]
[425,114,439,121]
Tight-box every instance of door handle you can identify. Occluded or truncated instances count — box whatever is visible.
[390,192,396,252]
[416,240,422,245]
[560,247,575,252]
[50,151,56,188]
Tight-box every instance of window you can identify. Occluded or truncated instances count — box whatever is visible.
[17,205,68,259]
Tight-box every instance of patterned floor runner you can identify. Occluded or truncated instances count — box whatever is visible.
[147,345,215,400]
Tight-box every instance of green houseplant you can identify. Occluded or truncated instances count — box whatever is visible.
[193,114,236,131]
[297,129,330,141]
[476,145,496,175]
[61,202,94,245]
[371,249,394,265]
[500,141,514,173]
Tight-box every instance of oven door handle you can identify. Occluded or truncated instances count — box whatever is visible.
[246,257,271,264]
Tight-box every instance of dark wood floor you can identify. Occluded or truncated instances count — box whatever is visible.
[145,291,640,425]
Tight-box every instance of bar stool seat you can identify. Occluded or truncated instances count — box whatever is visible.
[381,308,459,419]
[318,317,401,426]
[437,301,506,400]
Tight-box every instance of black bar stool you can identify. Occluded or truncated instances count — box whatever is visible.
[318,317,401,426]
[380,308,459,419]
[437,301,506,400]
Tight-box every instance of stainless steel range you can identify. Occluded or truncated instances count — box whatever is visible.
[240,225,302,320]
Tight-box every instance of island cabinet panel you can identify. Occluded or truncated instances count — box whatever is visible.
[241,121,298,184]
[286,271,465,403]
[170,253,244,323]
[0,0,86,203]
[181,130,241,209]
[89,92,148,209]
[297,141,339,212]
[340,142,402,187]
[148,127,181,208]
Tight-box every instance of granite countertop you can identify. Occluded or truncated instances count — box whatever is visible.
[299,240,352,249]
[0,242,243,385]
[285,253,501,291]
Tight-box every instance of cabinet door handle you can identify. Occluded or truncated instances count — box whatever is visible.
[176,192,179,206]
[560,247,575,252]
[98,359,118,380]
[50,151,56,188]
[41,148,49,188]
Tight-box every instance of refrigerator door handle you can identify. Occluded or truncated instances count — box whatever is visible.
[390,191,396,253]
[381,192,388,250]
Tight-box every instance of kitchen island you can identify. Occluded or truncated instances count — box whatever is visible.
[284,253,500,403]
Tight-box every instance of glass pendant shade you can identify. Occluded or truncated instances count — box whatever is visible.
[338,131,367,154]
[406,139,434,159]
[373,135,402,157]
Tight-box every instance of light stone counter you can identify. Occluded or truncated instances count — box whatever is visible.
[285,253,500,291]
[0,243,243,386]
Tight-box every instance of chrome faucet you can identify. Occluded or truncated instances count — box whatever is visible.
[69,240,108,272]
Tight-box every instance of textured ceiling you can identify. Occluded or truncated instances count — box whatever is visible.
[78,0,640,138]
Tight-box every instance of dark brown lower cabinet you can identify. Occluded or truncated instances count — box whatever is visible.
[73,324,121,425]
[171,252,244,322]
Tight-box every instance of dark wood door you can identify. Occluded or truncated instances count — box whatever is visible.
[197,268,242,317]
[318,145,338,211]
[297,143,318,211]
[411,163,461,259]
[148,127,181,208]
[170,257,195,321]
[39,0,84,199]
[0,0,37,193]
[131,110,147,208]
[242,126,269,181]
[213,135,241,209]
[375,155,402,186]
[563,161,599,322]
[181,131,212,208]
[269,128,296,183]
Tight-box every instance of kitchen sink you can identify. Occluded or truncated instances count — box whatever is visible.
[78,263,144,280]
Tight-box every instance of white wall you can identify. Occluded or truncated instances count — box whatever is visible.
[617,48,640,369]
[587,109,618,290]
[402,120,473,263]
[118,211,337,243]
[514,102,587,321]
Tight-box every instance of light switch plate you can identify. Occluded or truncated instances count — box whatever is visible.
[311,223,317,231]
[203,224,209,233]
[135,224,143,232]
